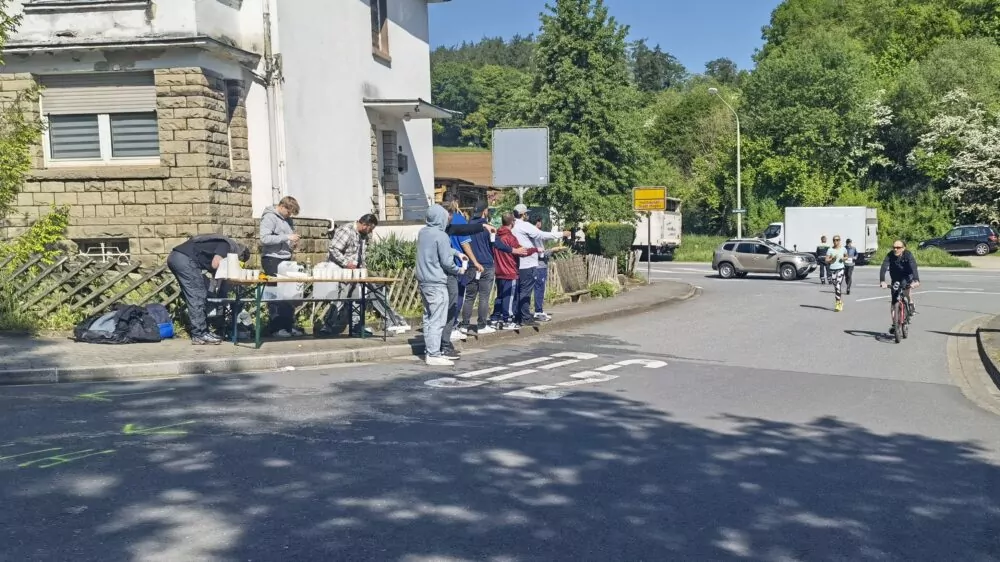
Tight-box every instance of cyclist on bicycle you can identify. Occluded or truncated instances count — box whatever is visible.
[879,240,920,333]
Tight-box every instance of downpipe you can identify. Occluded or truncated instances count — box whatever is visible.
[262,0,283,206]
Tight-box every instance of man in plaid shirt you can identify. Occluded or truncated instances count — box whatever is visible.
[320,213,378,335]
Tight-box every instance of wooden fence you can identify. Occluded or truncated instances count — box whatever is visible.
[1,252,621,329]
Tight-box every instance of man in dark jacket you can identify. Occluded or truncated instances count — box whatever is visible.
[879,239,921,332]
[816,235,831,284]
[167,234,249,345]
[460,202,497,335]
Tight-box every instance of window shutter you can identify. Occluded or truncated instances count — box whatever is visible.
[40,72,156,115]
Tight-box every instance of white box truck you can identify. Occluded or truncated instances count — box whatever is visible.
[762,206,878,264]
[633,198,683,260]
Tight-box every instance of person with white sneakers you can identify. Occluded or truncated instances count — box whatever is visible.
[416,205,468,366]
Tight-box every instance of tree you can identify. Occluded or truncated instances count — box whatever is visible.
[460,65,531,147]
[0,0,42,223]
[430,62,479,146]
[911,89,1000,225]
[525,0,647,223]
[704,58,740,86]
[630,39,687,92]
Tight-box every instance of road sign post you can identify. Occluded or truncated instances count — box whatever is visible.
[632,187,667,285]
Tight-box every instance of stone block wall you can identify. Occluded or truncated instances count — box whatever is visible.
[0,67,258,263]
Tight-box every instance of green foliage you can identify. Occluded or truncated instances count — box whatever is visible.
[460,65,532,147]
[589,280,618,298]
[630,39,687,92]
[526,0,647,223]
[704,58,741,87]
[672,235,727,263]
[912,246,971,267]
[0,286,34,333]
[0,93,43,220]
[366,233,417,272]
[584,222,636,258]
[0,206,70,263]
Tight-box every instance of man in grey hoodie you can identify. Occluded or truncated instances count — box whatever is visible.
[259,196,302,337]
[417,204,468,366]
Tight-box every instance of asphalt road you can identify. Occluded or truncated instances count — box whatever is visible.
[3,265,1000,561]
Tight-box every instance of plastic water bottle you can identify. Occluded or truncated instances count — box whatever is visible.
[304,256,313,277]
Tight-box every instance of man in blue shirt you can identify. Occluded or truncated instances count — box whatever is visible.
[460,202,497,335]
[445,198,476,342]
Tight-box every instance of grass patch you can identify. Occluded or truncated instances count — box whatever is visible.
[589,281,618,299]
[673,235,726,262]
[912,247,971,268]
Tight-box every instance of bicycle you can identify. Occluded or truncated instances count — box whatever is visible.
[889,280,913,343]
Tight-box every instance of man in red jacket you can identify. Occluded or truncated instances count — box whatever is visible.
[491,213,538,330]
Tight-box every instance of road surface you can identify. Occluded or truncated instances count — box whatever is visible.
[2,264,1000,561]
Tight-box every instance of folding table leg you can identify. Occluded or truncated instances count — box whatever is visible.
[254,284,264,349]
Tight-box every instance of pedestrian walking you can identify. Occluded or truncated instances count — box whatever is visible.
[460,202,497,335]
[826,235,848,312]
[416,204,467,366]
[817,235,831,284]
[844,238,858,295]
[259,196,302,337]
[445,198,477,343]
[166,234,249,345]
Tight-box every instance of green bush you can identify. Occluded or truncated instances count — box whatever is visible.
[585,222,636,258]
[589,281,618,298]
[912,247,971,268]
[673,235,726,262]
[366,233,417,271]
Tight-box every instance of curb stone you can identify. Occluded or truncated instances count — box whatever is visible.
[946,315,1000,416]
[0,283,700,386]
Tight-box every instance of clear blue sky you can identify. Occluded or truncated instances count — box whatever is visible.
[428,0,783,72]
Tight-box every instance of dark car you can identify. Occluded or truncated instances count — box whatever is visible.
[919,225,998,256]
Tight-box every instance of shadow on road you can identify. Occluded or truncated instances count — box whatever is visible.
[844,329,896,343]
[801,304,834,312]
[2,368,999,560]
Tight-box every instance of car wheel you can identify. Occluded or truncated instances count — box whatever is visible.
[718,262,736,279]
[976,243,990,256]
[780,263,797,281]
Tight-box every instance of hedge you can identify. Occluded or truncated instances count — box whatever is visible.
[585,223,636,258]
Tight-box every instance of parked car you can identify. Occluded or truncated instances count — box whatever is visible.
[712,238,818,280]
[918,225,998,256]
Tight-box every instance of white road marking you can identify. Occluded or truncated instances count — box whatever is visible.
[855,289,1000,302]
[509,357,553,367]
[537,359,583,370]
[940,286,983,291]
[486,369,538,382]
[595,364,623,372]
[424,377,487,388]
[456,366,507,379]
[615,359,668,368]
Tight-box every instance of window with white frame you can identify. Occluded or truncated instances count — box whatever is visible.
[40,72,159,166]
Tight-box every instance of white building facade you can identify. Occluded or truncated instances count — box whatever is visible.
[0,0,455,259]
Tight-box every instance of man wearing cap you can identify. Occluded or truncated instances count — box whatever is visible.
[460,202,497,335]
[511,203,571,328]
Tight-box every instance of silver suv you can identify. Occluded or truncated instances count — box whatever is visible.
[712,238,817,281]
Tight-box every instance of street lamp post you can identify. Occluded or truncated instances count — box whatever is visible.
[709,87,742,239]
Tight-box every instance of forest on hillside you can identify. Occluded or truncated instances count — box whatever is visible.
[430,0,1000,242]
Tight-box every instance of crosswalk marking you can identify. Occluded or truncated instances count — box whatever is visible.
[486,369,538,382]
[456,366,507,379]
[423,353,667,399]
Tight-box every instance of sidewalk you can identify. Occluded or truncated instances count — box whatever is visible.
[0,280,699,385]
[948,314,1000,417]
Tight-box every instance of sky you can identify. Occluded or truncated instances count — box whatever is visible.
[428,0,784,73]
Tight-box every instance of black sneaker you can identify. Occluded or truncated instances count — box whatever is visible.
[440,347,461,360]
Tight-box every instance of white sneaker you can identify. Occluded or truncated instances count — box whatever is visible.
[477,325,497,335]
[274,329,293,338]
[290,327,305,337]
[425,355,454,366]
[451,329,467,341]
[502,322,521,331]
[458,326,473,335]
[534,313,552,322]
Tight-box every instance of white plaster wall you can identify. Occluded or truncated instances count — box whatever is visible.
[274,0,436,223]
[8,0,198,44]
[1,47,243,77]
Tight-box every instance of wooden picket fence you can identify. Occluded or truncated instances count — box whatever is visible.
[1,251,621,329]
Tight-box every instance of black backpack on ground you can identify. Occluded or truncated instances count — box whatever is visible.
[73,304,163,344]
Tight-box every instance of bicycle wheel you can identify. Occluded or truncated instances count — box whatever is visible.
[893,305,902,344]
